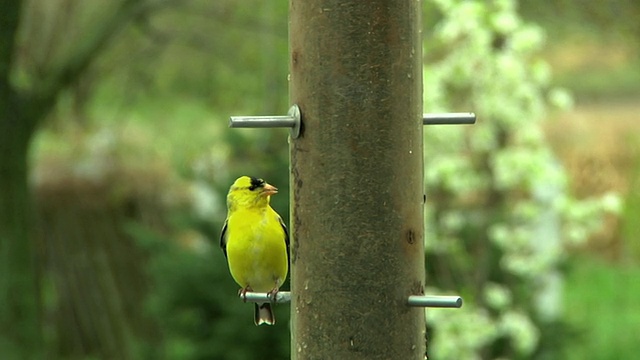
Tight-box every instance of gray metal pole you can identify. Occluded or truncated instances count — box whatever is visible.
[289,1,425,359]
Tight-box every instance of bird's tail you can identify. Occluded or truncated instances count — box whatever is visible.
[254,303,275,325]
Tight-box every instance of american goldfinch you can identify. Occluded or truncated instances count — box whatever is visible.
[220,176,289,325]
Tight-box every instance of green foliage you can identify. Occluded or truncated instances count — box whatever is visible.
[519,0,640,100]
[88,0,289,116]
[422,0,619,358]
[129,223,290,360]
[518,0,640,42]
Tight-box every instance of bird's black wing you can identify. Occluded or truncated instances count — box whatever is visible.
[219,219,229,259]
[279,216,290,263]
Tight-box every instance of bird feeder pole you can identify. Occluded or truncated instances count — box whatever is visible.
[288,1,426,358]
[230,0,467,356]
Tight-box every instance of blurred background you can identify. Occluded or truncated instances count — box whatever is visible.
[0,0,638,359]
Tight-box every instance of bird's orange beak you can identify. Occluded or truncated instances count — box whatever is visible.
[262,183,278,196]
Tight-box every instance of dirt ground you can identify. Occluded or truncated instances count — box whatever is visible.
[545,100,640,259]
[547,101,639,195]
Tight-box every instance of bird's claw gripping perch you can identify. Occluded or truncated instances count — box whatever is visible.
[238,286,253,303]
[266,288,279,303]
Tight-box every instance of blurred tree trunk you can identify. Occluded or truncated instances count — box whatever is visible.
[0,0,43,356]
[0,96,43,358]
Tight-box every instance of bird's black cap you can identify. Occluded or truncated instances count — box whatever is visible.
[249,176,265,191]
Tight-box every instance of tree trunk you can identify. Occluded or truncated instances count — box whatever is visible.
[0,92,43,357]
[1,3,42,354]
[289,1,425,359]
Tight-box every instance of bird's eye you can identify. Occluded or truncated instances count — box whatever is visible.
[248,177,265,191]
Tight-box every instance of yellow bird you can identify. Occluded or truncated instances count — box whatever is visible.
[220,176,289,325]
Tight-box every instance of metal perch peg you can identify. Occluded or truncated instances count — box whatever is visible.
[424,112,476,125]
[239,291,462,309]
[240,291,291,304]
[407,295,463,308]
[229,104,301,138]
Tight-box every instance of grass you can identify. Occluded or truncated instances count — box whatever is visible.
[564,256,640,360]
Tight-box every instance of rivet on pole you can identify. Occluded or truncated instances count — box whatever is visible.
[229,104,301,138]
[407,295,463,308]
[424,112,476,125]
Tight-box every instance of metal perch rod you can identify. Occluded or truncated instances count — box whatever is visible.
[229,115,296,128]
[423,112,476,125]
[407,295,463,308]
[239,292,462,308]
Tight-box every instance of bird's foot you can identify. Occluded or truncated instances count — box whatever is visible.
[266,288,279,303]
[238,286,253,302]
